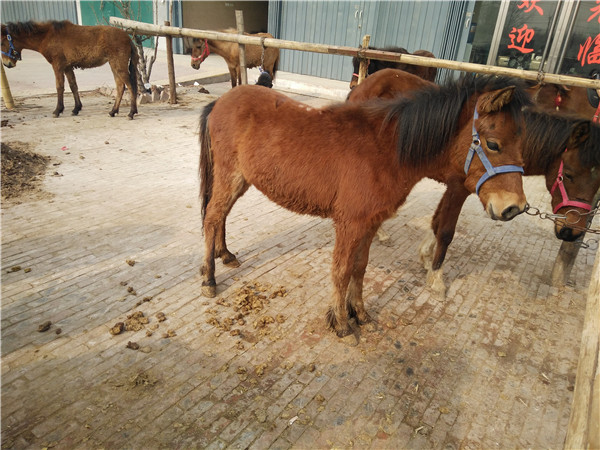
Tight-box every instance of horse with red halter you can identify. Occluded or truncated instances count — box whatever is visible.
[528,69,600,121]
[1,21,138,119]
[349,46,437,89]
[346,69,600,295]
[190,30,279,88]
[198,75,531,337]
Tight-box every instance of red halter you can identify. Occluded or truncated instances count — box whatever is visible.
[191,40,210,63]
[550,149,593,214]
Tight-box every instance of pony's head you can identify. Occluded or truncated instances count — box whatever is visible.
[462,83,529,221]
[551,121,600,241]
[191,38,209,70]
[1,23,21,68]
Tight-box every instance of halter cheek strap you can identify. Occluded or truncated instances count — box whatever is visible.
[1,34,21,61]
[549,151,592,214]
[191,39,210,63]
[463,109,524,196]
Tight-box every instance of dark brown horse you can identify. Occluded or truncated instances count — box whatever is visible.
[528,75,599,120]
[1,20,138,119]
[198,75,531,337]
[349,46,437,89]
[190,30,279,88]
[347,69,600,294]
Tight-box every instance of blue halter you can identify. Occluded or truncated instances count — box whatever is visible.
[1,34,21,61]
[463,109,524,195]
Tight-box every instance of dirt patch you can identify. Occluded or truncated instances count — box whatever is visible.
[1,141,52,204]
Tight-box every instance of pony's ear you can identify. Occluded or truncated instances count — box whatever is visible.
[1,24,7,37]
[567,121,590,149]
[477,86,515,113]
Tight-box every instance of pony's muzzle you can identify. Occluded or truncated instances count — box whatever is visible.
[485,194,527,221]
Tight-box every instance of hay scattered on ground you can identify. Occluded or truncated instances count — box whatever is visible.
[1,141,51,202]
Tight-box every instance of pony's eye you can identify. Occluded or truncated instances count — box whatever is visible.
[486,140,500,152]
[564,173,574,182]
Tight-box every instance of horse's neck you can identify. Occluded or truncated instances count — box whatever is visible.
[13,26,53,53]
[207,39,234,59]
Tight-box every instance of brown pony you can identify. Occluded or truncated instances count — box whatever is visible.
[190,30,279,88]
[198,75,531,337]
[347,68,432,102]
[1,20,138,119]
[349,46,437,89]
[346,69,600,295]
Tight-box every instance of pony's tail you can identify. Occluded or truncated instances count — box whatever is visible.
[199,101,217,229]
[129,40,139,97]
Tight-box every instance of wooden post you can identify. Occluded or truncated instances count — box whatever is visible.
[1,63,15,110]
[564,246,600,449]
[164,20,177,104]
[357,35,370,85]
[235,10,248,85]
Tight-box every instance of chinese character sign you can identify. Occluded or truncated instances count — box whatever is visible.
[577,2,600,67]
[507,1,545,55]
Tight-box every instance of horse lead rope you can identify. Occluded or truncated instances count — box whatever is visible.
[463,109,524,196]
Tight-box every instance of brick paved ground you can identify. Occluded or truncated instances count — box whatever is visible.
[1,86,597,449]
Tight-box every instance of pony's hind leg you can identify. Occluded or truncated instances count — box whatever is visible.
[214,182,249,268]
[201,176,249,297]
[65,68,82,115]
[108,59,130,118]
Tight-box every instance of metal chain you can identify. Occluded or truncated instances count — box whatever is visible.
[524,204,600,249]
[524,205,600,234]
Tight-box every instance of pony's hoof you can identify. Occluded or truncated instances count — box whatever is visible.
[202,284,217,298]
[223,257,240,268]
[109,111,116,118]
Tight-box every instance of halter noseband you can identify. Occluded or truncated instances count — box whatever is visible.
[463,109,524,196]
[549,150,592,214]
[1,34,21,61]
[191,39,210,63]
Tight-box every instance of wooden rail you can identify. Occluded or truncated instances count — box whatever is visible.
[109,17,600,90]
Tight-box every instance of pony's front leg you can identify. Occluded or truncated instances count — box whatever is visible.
[326,223,365,337]
[347,227,378,326]
[430,182,470,271]
[227,65,238,88]
[65,68,82,116]
[52,68,65,118]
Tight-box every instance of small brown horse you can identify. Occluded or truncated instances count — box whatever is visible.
[419,112,600,294]
[198,75,531,337]
[349,46,437,89]
[190,30,279,88]
[1,20,138,119]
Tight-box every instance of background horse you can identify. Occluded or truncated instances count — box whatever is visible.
[528,71,600,121]
[190,30,279,88]
[349,46,437,88]
[198,75,531,337]
[1,21,138,119]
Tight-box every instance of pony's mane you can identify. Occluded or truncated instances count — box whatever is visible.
[522,110,586,171]
[6,20,69,36]
[383,74,531,167]
[580,122,600,168]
